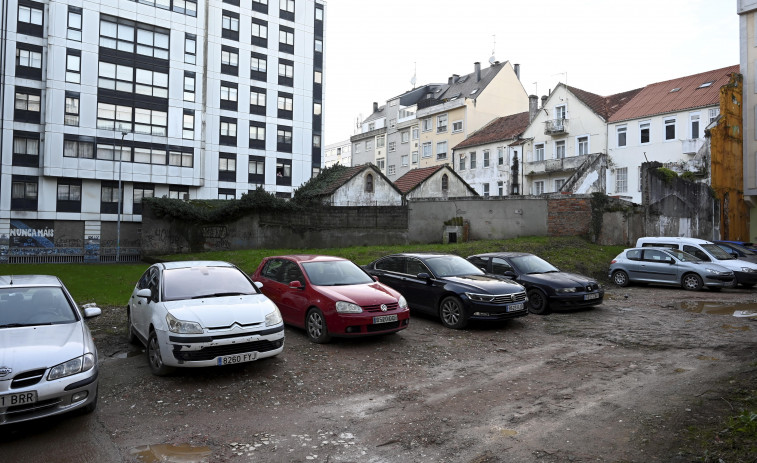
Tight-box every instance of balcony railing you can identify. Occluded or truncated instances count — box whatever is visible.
[525,152,593,175]
[544,118,568,135]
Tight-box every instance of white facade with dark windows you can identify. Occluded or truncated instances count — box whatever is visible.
[0,0,325,262]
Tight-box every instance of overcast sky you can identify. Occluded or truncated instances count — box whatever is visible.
[321,0,739,145]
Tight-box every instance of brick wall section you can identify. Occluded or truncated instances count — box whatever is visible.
[547,197,593,236]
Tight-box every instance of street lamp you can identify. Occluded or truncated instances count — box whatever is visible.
[116,130,130,262]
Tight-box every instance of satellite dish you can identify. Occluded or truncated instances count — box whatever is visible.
[489,55,496,65]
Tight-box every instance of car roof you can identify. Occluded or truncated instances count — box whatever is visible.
[0,274,63,288]
[470,252,533,258]
[267,255,347,263]
[379,252,456,259]
[625,247,674,251]
[158,260,235,270]
[637,236,712,244]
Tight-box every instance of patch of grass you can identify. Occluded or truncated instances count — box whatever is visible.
[0,237,626,307]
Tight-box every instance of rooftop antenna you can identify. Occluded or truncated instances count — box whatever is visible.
[410,61,416,88]
[488,34,496,65]
[533,82,538,96]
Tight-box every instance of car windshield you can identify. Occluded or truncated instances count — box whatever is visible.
[163,266,257,301]
[701,244,736,260]
[0,287,77,327]
[302,260,374,286]
[668,249,702,263]
[424,255,484,278]
[509,255,559,274]
[724,243,756,256]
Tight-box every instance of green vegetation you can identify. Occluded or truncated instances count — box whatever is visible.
[0,237,624,307]
[654,167,679,184]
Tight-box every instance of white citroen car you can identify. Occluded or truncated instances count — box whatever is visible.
[127,261,284,376]
[0,275,101,425]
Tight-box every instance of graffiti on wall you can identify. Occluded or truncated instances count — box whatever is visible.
[10,220,55,248]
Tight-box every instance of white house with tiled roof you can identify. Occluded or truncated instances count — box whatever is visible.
[606,65,737,203]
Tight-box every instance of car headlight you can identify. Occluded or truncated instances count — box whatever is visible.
[742,267,757,273]
[166,312,203,334]
[398,296,408,309]
[335,301,363,313]
[265,306,283,326]
[48,353,95,380]
[556,287,577,293]
[465,292,497,302]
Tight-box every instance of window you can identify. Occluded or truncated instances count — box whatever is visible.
[169,149,193,167]
[365,174,374,192]
[401,131,409,143]
[436,141,447,159]
[64,93,80,126]
[577,136,588,156]
[218,189,236,200]
[690,113,701,139]
[250,86,266,115]
[412,151,419,164]
[15,88,41,123]
[134,108,167,136]
[222,11,240,41]
[185,34,196,64]
[57,179,82,213]
[388,165,395,176]
[313,134,321,148]
[279,26,295,54]
[174,0,198,16]
[388,118,396,129]
[12,176,38,211]
[133,147,166,165]
[251,52,267,81]
[442,174,449,192]
[219,153,237,182]
[63,138,94,158]
[452,120,463,133]
[412,126,419,140]
[422,118,432,132]
[534,181,544,195]
[555,140,565,159]
[640,122,650,144]
[221,46,239,75]
[278,59,294,86]
[377,136,385,149]
[664,118,676,141]
[99,17,170,60]
[249,155,265,183]
[555,105,566,120]
[365,140,372,150]
[251,18,268,47]
[470,152,477,169]
[315,5,324,21]
[183,110,194,139]
[95,142,127,161]
[277,92,293,118]
[135,68,168,98]
[67,7,82,41]
[422,142,432,158]
[498,148,505,165]
[252,0,269,14]
[483,150,490,167]
[100,181,121,213]
[280,0,295,20]
[437,114,448,133]
[483,184,490,197]
[376,158,385,170]
[133,184,154,215]
[98,61,133,93]
[535,144,545,162]
[615,167,628,193]
[277,126,293,152]
[315,38,323,53]
[220,117,237,146]
[220,81,238,110]
[18,2,43,36]
[401,154,409,166]
[276,159,292,185]
[168,186,189,200]
[354,143,361,153]
[617,125,627,147]
[709,108,719,123]
[314,70,322,85]
[498,181,504,196]
[368,122,375,131]
[15,44,42,79]
[184,72,195,102]
[458,153,465,170]
[388,141,396,152]
[13,132,40,166]
[554,179,565,192]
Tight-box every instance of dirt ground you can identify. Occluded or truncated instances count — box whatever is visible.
[4,285,757,462]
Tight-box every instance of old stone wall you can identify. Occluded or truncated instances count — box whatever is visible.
[547,197,592,236]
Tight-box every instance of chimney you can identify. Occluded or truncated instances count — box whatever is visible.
[541,95,547,108]
[529,95,539,122]
[514,63,520,81]
[448,74,459,85]
[372,102,378,113]
[474,62,481,82]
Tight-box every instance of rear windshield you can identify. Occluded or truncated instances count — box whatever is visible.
[0,287,77,327]
[163,266,258,301]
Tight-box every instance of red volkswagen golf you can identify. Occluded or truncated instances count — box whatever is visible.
[251,255,410,343]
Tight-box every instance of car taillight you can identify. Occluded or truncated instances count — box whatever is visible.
[610,260,617,264]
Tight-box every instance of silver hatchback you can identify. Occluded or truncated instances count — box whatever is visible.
[0,275,101,425]
[609,247,735,290]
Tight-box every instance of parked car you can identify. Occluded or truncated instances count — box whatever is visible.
[713,241,757,264]
[636,237,757,287]
[126,261,284,376]
[716,240,757,252]
[466,252,603,314]
[609,247,735,290]
[363,253,527,329]
[251,255,410,343]
[0,275,101,425]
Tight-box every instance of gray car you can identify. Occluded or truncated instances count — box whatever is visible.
[0,275,101,425]
[609,247,735,290]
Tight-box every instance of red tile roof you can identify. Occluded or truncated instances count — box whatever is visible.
[319,165,375,195]
[608,65,739,123]
[453,111,530,150]
[393,165,446,194]
[568,86,643,120]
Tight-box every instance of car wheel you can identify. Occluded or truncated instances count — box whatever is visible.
[527,289,550,315]
[612,270,630,287]
[305,308,331,343]
[81,386,98,414]
[439,296,469,329]
[126,307,138,345]
[147,330,175,376]
[682,273,703,291]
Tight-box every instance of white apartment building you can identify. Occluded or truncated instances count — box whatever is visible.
[323,139,351,168]
[739,1,757,240]
[0,0,325,262]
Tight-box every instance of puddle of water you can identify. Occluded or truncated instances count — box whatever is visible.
[673,301,757,316]
[113,350,144,359]
[130,444,211,463]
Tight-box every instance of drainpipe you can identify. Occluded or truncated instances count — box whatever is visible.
[0,0,7,198]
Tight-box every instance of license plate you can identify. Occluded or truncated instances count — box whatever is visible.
[0,391,37,407]
[585,293,600,300]
[217,352,257,366]
[508,303,524,312]
[373,314,398,324]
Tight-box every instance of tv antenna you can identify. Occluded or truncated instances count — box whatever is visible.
[489,35,496,64]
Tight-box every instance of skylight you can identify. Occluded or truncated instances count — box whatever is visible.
[698,81,714,88]
[670,88,681,93]
[470,88,479,95]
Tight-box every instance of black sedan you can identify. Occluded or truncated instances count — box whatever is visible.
[364,253,527,329]
[467,252,603,315]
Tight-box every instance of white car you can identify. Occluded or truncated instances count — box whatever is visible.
[127,261,284,376]
[0,275,101,424]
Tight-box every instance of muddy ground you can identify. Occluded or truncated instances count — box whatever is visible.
[3,285,757,462]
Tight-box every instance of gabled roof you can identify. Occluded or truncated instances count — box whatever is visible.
[453,111,529,150]
[318,164,401,196]
[438,61,507,101]
[394,165,477,196]
[608,65,739,123]
[567,85,643,121]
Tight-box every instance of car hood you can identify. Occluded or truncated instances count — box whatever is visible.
[0,323,87,370]
[164,294,276,326]
[521,272,596,288]
[443,275,524,293]
[316,282,400,305]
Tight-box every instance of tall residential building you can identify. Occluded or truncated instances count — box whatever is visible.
[323,139,351,167]
[0,0,324,262]
[739,1,757,240]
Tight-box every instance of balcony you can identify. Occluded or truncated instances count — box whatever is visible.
[682,138,704,155]
[525,153,591,176]
[544,118,569,135]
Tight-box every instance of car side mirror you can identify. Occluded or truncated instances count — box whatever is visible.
[136,288,152,300]
[372,275,379,282]
[503,271,517,277]
[667,259,675,265]
[731,252,739,258]
[417,272,431,280]
[254,281,263,289]
[289,281,303,289]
